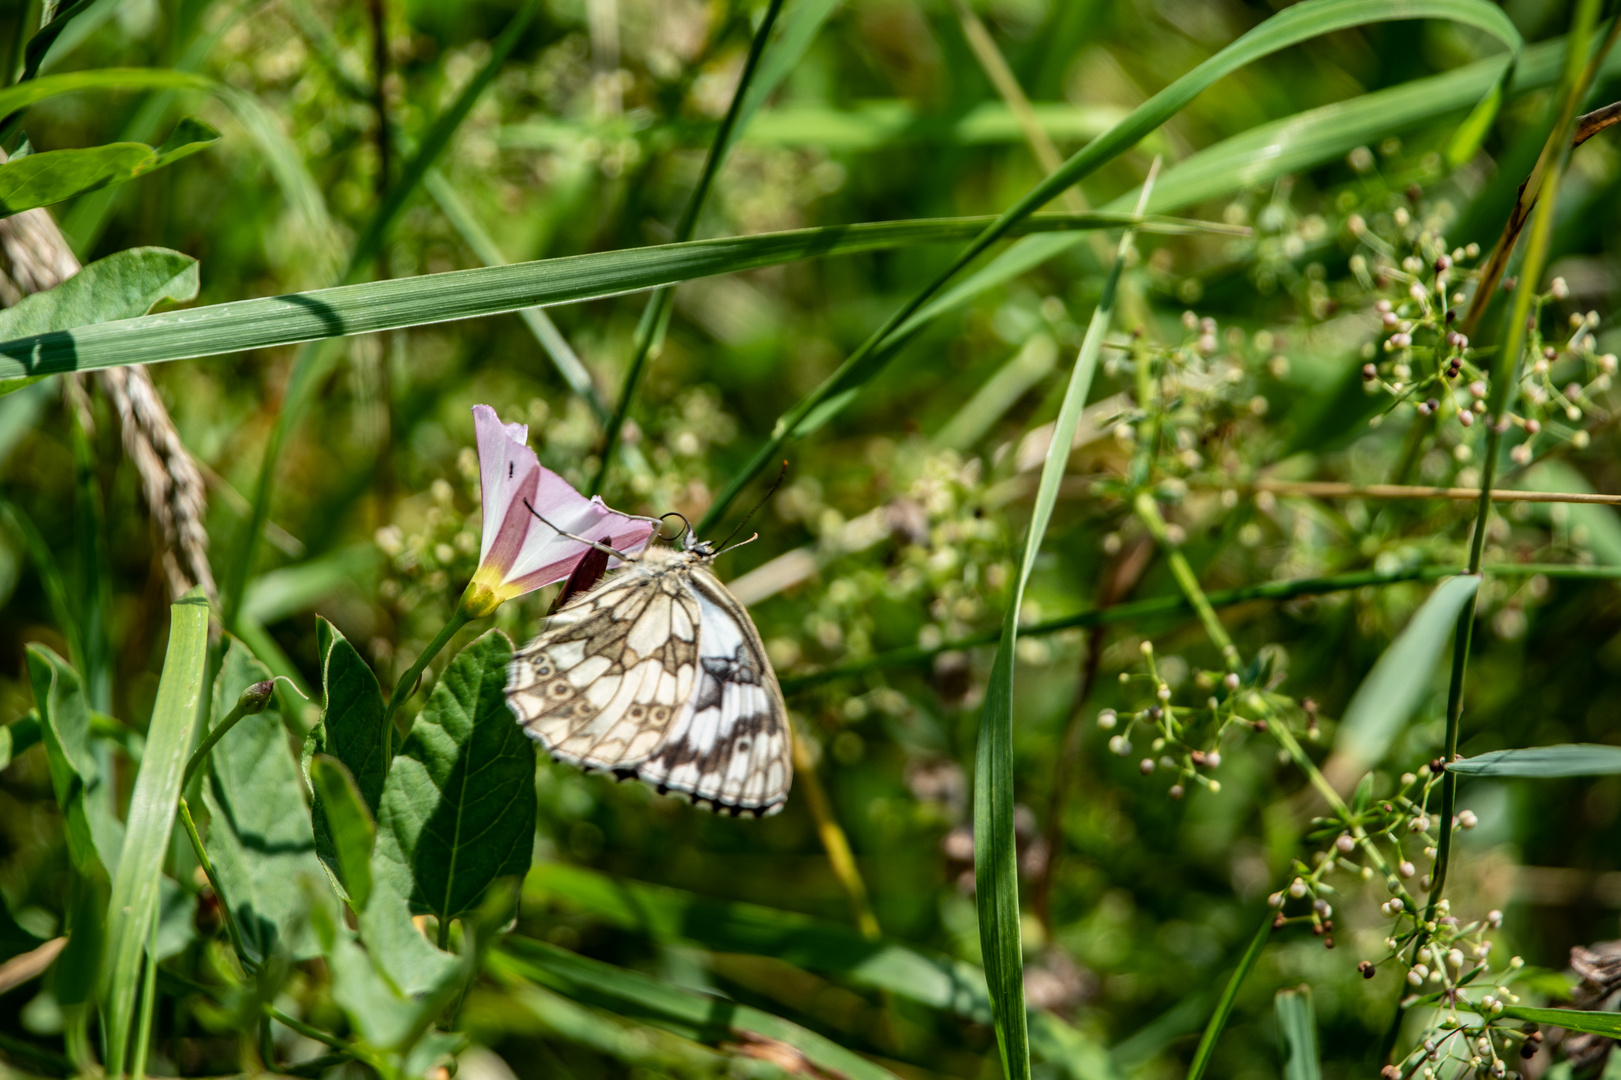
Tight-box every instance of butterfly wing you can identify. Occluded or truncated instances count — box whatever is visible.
[634,565,793,817]
[507,560,700,772]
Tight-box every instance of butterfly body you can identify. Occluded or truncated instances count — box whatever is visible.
[506,541,792,816]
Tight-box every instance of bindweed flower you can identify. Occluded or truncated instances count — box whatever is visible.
[462,404,657,617]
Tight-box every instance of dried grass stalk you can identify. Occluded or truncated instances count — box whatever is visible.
[0,193,216,601]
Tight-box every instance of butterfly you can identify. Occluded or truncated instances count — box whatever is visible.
[505,523,792,817]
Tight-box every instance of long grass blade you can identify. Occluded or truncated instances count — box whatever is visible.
[0,213,1209,380]
[1186,908,1274,1080]
[101,589,210,1078]
[1275,987,1321,1080]
[1448,744,1621,777]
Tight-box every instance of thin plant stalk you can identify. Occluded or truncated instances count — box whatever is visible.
[380,606,472,733]
[131,917,159,1080]
[1382,0,1608,1061]
[177,797,256,973]
[591,0,786,497]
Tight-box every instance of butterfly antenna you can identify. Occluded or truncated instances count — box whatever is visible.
[715,532,759,558]
[522,499,633,560]
[717,459,789,551]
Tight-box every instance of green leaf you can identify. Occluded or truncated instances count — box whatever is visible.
[971,179,1144,1080]
[201,639,324,965]
[0,247,197,346]
[101,588,210,1079]
[307,893,426,1052]
[1448,745,1621,777]
[1520,461,1621,566]
[0,121,218,217]
[497,940,901,1080]
[1275,987,1321,1080]
[24,645,110,875]
[19,0,106,82]
[372,631,535,926]
[1500,1006,1621,1039]
[0,67,215,119]
[306,617,389,902]
[0,212,1227,378]
[307,755,375,912]
[1332,575,1481,772]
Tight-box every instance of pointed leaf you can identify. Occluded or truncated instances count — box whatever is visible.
[1448,745,1621,777]
[0,247,197,344]
[307,755,375,912]
[306,617,389,901]
[24,645,106,875]
[372,631,535,925]
[202,638,324,964]
[0,120,218,218]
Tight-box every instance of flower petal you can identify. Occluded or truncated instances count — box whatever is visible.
[473,403,533,566]
[503,471,657,588]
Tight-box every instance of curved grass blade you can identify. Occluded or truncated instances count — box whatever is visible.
[1186,908,1274,1080]
[1276,987,1321,1080]
[0,67,215,118]
[1500,1006,1621,1038]
[1330,575,1481,776]
[696,0,1522,533]
[102,589,210,1079]
[0,213,1206,379]
[496,940,901,1080]
[1447,745,1621,777]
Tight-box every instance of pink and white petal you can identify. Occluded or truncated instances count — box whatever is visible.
[473,404,533,564]
[478,456,542,580]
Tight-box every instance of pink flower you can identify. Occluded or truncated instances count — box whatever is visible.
[462,404,656,616]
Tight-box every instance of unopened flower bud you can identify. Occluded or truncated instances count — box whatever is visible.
[1097,709,1118,730]
[1399,861,1416,878]
[1289,878,1307,898]
[1109,735,1132,756]
[1336,834,1356,853]
[1550,277,1569,299]
[1140,758,1155,775]
[1458,809,1477,828]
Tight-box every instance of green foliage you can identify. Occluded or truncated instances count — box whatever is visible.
[371,630,536,927]
[4,1,1621,1079]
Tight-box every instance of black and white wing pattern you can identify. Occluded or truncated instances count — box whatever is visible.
[634,564,792,816]
[505,545,792,817]
[505,555,700,771]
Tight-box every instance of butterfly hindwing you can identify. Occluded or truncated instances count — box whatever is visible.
[506,559,699,770]
[634,565,792,817]
[506,546,793,816]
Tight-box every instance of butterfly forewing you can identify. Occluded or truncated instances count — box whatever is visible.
[507,558,699,771]
[506,545,793,816]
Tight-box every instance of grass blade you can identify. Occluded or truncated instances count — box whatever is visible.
[496,940,901,1080]
[593,0,785,493]
[973,172,1149,1080]
[1447,745,1621,777]
[0,213,1199,379]
[1186,908,1274,1080]
[101,588,210,1078]
[1276,987,1321,1080]
[1500,1006,1621,1038]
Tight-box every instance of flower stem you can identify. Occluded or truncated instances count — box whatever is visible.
[178,796,256,973]
[382,606,473,731]
[1133,492,1240,671]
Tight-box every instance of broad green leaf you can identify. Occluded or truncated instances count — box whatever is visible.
[1448,745,1621,777]
[0,247,197,345]
[1332,575,1481,772]
[307,755,375,912]
[1275,987,1321,1080]
[1500,1006,1621,1039]
[0,121,218,217]
[497,940,901,1080]
[971,179,1143,1080]
[306,617,389,901]
[0,212,1228,378]
[201,639,323,965]
[307,893,426,1052]
[372,631,535,926]
[102,589,210,1079]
